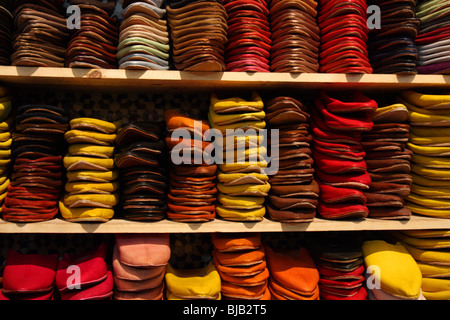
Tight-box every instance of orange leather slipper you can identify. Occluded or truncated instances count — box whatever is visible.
[213,254,267,276]
[265,245,319,296]
[211,232,261,252]
[164,109,210,134]
[218,267,270,286]
[269,278,320,300]
[221,280,267,299]
[213,246,266,267]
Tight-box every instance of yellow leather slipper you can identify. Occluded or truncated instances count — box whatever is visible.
[66,169,119,183]
[410,134,450,147]
[401,90,450,109]
[210,92,264,113]
[394,231,450,249]
[217,181,271,196]
[411,164,450,179]
[63,155,115,171]
[209,104,266,126]
[70,117,120,133]
[65,181,120,194]
[164,262,221,300]
[68,144,115,158]
[216,205,266,221]
[362,240,422,299]
[408,142,450,156]
[412,154,450,168]
[411,173,450,188]
[63,193,119,208]
[422,278,450,292]
[217,193,265,209]
[217,171,269,186]
[402,242,450,265]
[406,202,450,218]
[411,184,450,199]
[59,200,115,222]
[65,129,117,145]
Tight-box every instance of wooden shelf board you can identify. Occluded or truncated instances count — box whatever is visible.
[0,215,448,234]
[0,66,449,92]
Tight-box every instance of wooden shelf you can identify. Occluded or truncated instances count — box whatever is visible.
[0,66,449,234]
[0,66,449,93]
[0,215,448,234]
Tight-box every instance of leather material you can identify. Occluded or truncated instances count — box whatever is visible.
[0,4,12,65]
[362,240,422,299]
[213,245,266,267]
[265,96,317,222]
[59,270,113,300]
[0,88,11,213]
[114,283,164,300]
[415,1,450,74]
[367,0,419,74]
[165,110,216,222]
[56,243,109,299]
[213,233,261,254]
[114,268,165,292]
[112,233,168,300]
[11,2,68,67]
[61,117,118,222]
[224,0,271,72]
[269,0,320,73]
[2,102,67,222]
[164,261,221,300]
[265,245,319,299]
[3,250,59,294]
[66,3,118,69]
[208,93,269,222]
[118,1,170,70]
[402,90,450,218]
[167,0,227,71]
[421,278,450,300]
[114,233,170,268]
[311,91,375,220]
[318,0,372,74]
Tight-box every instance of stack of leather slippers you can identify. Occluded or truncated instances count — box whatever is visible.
[65,0,119,69]
[0,1,13,65]
[115,121,168,221]
[164,110,217,222]
[398,90,450,219]
[312,241,367,300]
[117,0,170,70]
[265,244,319,300]
[11,0,69,67]
[362,102,412,220]
[2,103,68,222]
[55,243,113,300]
[367,0,419,74]
[212,233,270,300]
[318,0,372,74]
[166,0,228,72]
[265,96,318,223]
[208,92,269,222]
[224,0,271,72]
[113,234,170,300]
[311,91,376,219]
[165,261,221,300]
[268,0,320,73]
[0,250,58,300]
[0,86,12,216]
[394,229,450,300]
[415,0,450,74]
[362,240,425,300]
[60,117,120,222]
